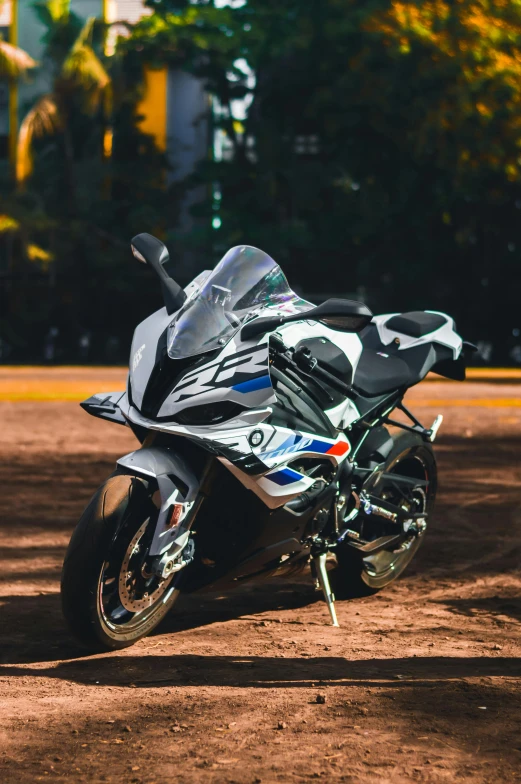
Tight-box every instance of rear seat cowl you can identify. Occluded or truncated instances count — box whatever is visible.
[385,311,448,339]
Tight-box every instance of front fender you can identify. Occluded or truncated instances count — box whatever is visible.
[117,447,201,557]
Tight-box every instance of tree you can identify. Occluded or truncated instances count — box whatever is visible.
[0,0,37,77]
[4,0,521,361]
[131,0,521,353]
[0,0,179,362]
[16,1,111,194]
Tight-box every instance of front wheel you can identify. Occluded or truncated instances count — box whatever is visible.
[61,474,180,651]
[332,430,437,598]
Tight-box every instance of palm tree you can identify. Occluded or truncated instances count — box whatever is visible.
[15,0,111,191]
[0,1,38,270]
[0,0,37,77]
[0,38,37,78]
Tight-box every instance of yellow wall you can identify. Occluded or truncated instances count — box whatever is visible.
[136,67,168,152]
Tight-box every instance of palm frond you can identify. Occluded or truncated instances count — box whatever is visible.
[62,17,110,97]
[63,43,110,89]
[27,243,54,267]
[75,16,95,48]
[0,39,37,78]
[16,95,60,184]
[39,0,70,23]
[0,214,21,233]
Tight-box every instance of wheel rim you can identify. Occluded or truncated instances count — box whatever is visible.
[97,511,179,640]
[360,448,433,589]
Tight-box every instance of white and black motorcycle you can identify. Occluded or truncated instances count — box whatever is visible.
[61,234,472,650]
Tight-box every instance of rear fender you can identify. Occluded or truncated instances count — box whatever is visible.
[117,446,200,557]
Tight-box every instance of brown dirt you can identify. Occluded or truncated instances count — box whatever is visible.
[1,379,521,784]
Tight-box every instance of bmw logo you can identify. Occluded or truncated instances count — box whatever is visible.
[249,430,264,448]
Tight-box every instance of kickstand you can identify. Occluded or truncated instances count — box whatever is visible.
[312,552,339,627]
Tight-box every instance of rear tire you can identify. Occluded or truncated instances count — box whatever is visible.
[332,430,437,599]
[61,474,180,651]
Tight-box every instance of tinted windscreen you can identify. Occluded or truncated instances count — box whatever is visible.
[167,246,299,359]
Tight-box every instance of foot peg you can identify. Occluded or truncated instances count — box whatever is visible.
[313,552,339,627]
[427,414,443,442]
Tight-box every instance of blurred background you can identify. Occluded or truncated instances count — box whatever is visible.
[0,0,520,365]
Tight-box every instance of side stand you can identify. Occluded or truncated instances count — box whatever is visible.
[312,552,339,627]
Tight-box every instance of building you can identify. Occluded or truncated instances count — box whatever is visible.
[5,0,209,194]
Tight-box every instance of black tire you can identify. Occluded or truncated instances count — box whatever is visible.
[332,430,437,599]
[61,473,180,651]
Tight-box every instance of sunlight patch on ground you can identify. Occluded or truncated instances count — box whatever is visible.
[0,367,519,401]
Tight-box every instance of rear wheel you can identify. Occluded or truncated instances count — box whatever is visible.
[61,474,181,651]
[333,430,437,598]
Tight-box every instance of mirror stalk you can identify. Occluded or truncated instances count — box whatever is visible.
[131,233,186,315]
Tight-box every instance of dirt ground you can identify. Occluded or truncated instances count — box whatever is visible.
[1,377,521,784]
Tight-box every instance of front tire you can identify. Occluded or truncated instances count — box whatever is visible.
[333,430,437,598]
[61,473,180,651]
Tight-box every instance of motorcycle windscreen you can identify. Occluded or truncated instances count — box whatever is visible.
[167,246,300,360]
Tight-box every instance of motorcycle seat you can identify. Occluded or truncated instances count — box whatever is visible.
[352,350,413,397]
[353,315,459,398]
[385,311,447,338]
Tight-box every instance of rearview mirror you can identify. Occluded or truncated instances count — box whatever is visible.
[131,233,186,314]
[241,298,373,341]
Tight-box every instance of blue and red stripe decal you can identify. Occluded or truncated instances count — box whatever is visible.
[232,374,271,393]
[265,467,304,486]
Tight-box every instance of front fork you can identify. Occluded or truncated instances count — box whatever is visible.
[116,446,209,579]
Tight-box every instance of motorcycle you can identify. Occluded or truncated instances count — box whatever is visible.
[61,234,472,650]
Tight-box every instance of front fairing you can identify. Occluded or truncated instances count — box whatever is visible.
[128,307,278,420]
[129,306,173,412]
[157,334,276,419]
[128,270,315,420]
[166,245,306,361]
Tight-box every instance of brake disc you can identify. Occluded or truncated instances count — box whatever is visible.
[118,520,173,612]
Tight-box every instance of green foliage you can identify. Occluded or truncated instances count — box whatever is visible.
[140,0,521,348]
[0,2,179,361]
[4,0,521,361]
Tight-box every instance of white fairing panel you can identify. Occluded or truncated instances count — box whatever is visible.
[372,311,462,358]
[119,392,352,509]
[276,319,363,428]
[122,300,365,509]
[129,306,172,410]
[277,319,363,368]
[157,335,276,418]
[128,275,214,411]
[155,320,363,421]
[324,398,361,429]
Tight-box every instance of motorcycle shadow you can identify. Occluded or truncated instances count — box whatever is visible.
[0,578,319,666]
[2,652,520,690]
[157,578,320,636]
[438,595,521,624]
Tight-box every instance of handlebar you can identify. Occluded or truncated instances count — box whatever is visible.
[294,347,353,397]
[270,336,354,399]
